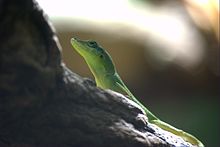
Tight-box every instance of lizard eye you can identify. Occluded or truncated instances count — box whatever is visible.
[88,41,97,47]
[99,54,104,59]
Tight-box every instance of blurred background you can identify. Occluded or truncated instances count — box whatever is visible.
[37,0,219,146]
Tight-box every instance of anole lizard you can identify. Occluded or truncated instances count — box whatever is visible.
[70,38,204,147]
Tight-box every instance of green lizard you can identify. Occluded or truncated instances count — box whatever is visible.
[70,38,204,147]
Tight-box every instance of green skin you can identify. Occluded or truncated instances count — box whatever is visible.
[71,38,204,147]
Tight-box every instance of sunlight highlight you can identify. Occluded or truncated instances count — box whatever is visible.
[37,0,206,69]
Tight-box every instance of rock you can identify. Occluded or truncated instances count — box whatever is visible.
[0,0,192,147]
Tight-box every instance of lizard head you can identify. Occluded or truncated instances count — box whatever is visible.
[71,38,116,78]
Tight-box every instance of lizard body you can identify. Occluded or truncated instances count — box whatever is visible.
[70,38,204,147]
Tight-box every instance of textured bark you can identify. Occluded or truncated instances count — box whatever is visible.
[0,0,193,147]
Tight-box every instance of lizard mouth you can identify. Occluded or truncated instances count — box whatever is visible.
[71,38,90,57]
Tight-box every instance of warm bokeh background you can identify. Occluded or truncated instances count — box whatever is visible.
[37,0,219,146]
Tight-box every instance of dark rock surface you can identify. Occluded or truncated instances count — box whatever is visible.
[0,0,193,146]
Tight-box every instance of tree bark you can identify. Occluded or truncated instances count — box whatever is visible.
[0,0,193,146]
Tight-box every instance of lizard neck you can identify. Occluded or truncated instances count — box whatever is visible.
[95,72,116,89]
